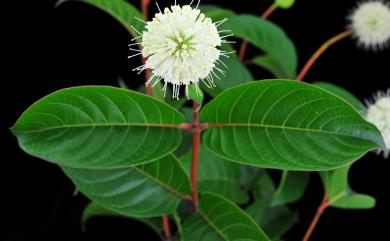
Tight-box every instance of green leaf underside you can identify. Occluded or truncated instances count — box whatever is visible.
[246,201,297,239]
[252,55,289,79]
[57,0,144,37]
[202,43,254,97]
[81,202,163,233]
[202,7,236,21]
[314,82,367,114]
[272,171,310,206]
[201,80,385,171]
[181,145,249,204]
[247,170,297,239]
[12,86,184,169]
[63,154,191,217]
[321,165,375,209]
[182,192,270,241]
[225,15,297,78]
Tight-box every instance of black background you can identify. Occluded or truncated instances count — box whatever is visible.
[2,0,389,240]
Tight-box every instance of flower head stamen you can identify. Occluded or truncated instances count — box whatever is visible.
[129,2,228,99]
[366,89,390,158]
[349,1,390,50]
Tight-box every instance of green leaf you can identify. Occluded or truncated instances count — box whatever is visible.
[182,192,271,241]
[202,43,254,97]
[272,171,310,206]
[247,201,297,239]
[247,171,297,239]
[320,165,375,209]
[57,0,144,37]
[181,145,249,204]
[12,86,184,169]
[225,15,298,78]
[201,80,385,171]
[63,154,191,217]
[188,84,204,108]
[203,7,236,21]
[252,55,289,79]
[81,202,163,233]
[314,82,366,114]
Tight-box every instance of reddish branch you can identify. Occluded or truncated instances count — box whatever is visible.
[191,101,201,209]
[302,193,330,241]
[140,0,152,96]
[162,215,172,241]
[296,29,353,81]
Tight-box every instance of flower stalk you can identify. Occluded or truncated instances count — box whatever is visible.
[162,215,172,241]
[140,0,152,96]
[296,29,353,81]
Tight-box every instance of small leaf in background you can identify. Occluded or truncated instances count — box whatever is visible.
[181,145,249,204]
[201,8,254,97]
[81,202,163,234]
[247,171,298,240]
[275,0,296,9]
[247,201,297,240]
[63,154,192,217]
[320,165,376,209]
[314,82,367,114]
[252,55,290,79]
[225,15,298,78]
[202,6,236,21]
[201,80,385,171]
[272,171,310,206]
[57,0,145,37]
[188,84,204,109]
[12,86,184,169]
[182,192,271,241]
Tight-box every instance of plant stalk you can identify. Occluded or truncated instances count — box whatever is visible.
[296,29,353,81]
[239,3,278,61]
[140,0,152,96]
[191,101,200,209]
[162,215,172,241]
[302,192,330,241]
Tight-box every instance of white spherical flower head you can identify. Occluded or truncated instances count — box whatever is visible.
[366,90,390,157]
[349,1,390,49]
[131,2,230,99]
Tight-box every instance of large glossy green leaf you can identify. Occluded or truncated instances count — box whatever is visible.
[81,202,163,234]
[201,80,385,171]
[12,86,184,169]
[272,171,310,206]
[314,82,366,114]
[225,15,297,78]
[182,192,270,241]
[320,165,375,209]
[181,145,249,204]
[57,0,144,37]
[63,154,191,217]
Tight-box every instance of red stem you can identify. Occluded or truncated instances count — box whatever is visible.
[296,29,353,81]
[140,0,152,96]
[191,101,200,209]
[238,3,277,61]
[162,215,171,240]
[302,193,330,241]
